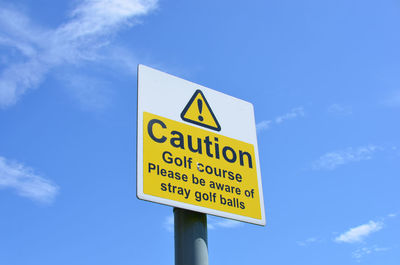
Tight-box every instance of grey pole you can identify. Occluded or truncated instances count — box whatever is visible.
[174,208,208,265]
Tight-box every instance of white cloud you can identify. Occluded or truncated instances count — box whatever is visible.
[60,0,157,41]
[207,216,242,229]
[382,90,400,108]
[257,107,305,133]
[163,215,242,232]
[297,237,320,247]
[0,0,158,108]
[275,107,305,124]
[352,246,389,261]
[256,120,272,132]
[163,215,174,232]
[312,145,381,170]
[335,221,383,243]
[327,104,352,116]
[0,156,58,203]
[212,219,242,228]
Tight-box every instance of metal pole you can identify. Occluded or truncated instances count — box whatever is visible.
[174,208,208,265]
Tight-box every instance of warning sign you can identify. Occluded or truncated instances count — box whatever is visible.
[181,90,221,131]
[137,65,265,226]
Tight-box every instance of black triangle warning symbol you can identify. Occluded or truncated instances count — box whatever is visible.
[180,90,221,131]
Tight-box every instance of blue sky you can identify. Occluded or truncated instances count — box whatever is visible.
[0,0,399,264]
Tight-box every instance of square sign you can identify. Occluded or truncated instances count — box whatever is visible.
[137,65,266,226]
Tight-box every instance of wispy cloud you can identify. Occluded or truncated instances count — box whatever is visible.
[297,237,321,247]
[211,218,242,229]
[257,107,305,133]
[335,220,383,243]
[256,120,272,132]
[0,0,158,108]
[163,215,174,232]
[0,156,58,203]
[327,103,352,116]
[163,215,242,232]
[275,107,305,124]
[312,145,382,170]
[352,245,390,261]
[382,90,400,108]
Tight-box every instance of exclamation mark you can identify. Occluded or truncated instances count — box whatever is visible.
[197,99,203,121]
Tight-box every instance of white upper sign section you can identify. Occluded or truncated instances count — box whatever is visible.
[137,65,258,144]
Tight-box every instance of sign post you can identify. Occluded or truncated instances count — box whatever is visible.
[174,208,208,265]
[137,64,266,264]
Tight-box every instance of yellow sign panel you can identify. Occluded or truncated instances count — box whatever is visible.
[143,111,262,220]
[181,90,221,131]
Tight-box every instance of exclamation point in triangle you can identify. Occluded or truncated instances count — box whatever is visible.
[180,90,221,131]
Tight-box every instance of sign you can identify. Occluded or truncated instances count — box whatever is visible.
[137,65,266,225]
